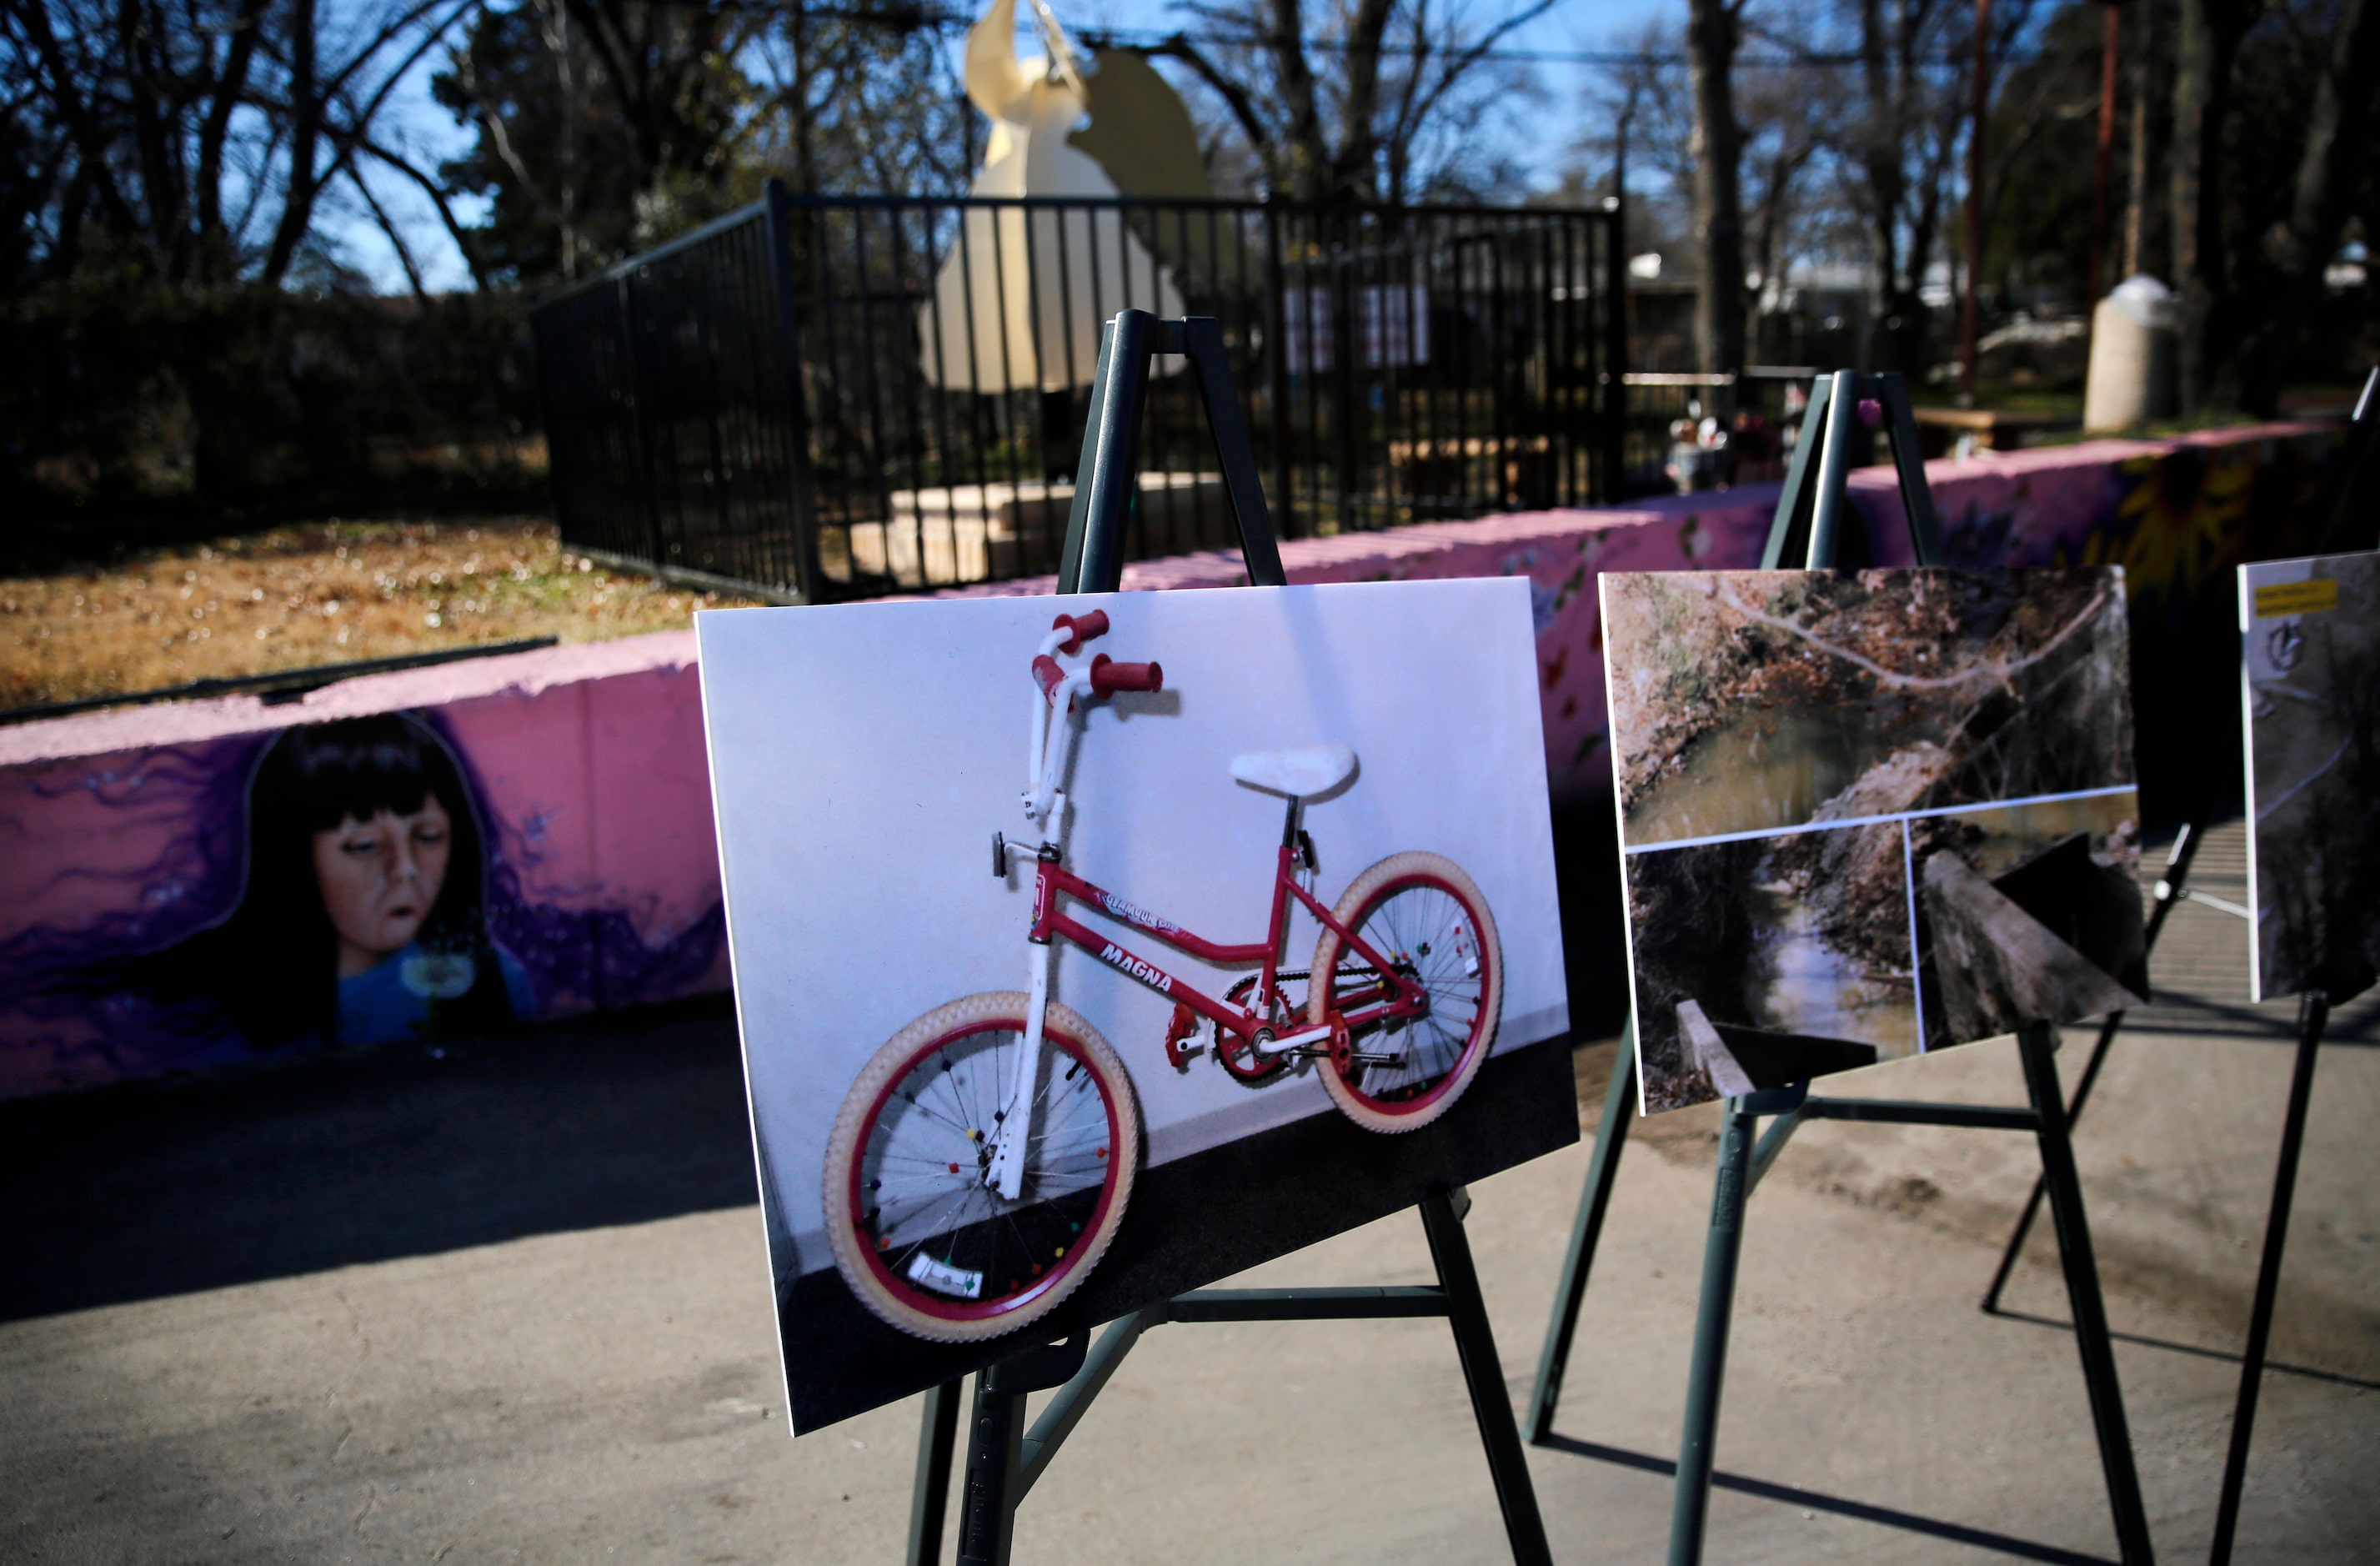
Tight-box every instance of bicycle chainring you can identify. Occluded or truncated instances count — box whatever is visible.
[1214,971,1299,1087]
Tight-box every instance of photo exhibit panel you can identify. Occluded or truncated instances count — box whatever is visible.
[2241,550,2380,1005]
[697,580,1574,1431]
[1601,565,2147,1116]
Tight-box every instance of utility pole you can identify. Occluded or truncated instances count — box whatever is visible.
[1962,0,1990,400]
[2087,0,2122,306]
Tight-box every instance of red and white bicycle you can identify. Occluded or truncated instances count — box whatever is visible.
[824,610,1502,1341]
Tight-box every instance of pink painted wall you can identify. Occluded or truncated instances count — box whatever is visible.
[0,423,2336,1098]
[0,636,729,1098]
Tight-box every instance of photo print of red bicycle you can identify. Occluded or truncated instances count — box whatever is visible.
[699,580,1572,1433]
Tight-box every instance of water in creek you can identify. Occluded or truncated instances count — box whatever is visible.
[1741,875,1920,1058]
[1630,702,1901,845]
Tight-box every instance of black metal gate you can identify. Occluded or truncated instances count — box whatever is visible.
[534,181,1626,600]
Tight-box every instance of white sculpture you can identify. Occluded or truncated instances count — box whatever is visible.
[919,0,1185,393]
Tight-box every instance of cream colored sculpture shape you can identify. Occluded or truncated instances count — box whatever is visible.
[920,0,1184,393]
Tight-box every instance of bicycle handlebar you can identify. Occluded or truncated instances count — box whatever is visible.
[1090,654,1162,695]
[1052,610,1110,655]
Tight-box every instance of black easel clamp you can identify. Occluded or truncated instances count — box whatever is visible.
[1057,311,1288,595]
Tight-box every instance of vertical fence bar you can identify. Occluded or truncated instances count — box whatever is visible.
[1263,202,1297,539]
[1601,196,1628,504]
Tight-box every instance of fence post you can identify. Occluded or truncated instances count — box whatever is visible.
[763,179,824,602]
[1601,193,1628,504]
[615,269,667,573]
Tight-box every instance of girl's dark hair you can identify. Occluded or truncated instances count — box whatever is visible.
[132,713,512,1049]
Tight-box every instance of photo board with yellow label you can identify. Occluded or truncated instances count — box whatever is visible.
[2239,550,2380,1004]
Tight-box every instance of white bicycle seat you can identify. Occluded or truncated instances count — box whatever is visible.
[1230,743,1357,800]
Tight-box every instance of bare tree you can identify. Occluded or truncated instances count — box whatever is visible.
[2232,0,2380,412]
[2,0,476,284]
[1737,54,1823,327]
[2167,0,2252,410]
[1114,0,1552,202]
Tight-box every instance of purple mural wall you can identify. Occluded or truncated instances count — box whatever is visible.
[0,636,728,1099]
[0,422,2334,1099]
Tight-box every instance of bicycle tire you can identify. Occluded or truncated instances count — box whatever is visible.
[824,992,1140,1343]
[1309,852,1502,1133]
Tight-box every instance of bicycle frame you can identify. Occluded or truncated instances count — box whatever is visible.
[985,612,1430,1202]
[1029,846,1427,1052]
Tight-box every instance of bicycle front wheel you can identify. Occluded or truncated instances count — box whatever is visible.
[1310,852,1502,1133]
[824,993,1140,1343]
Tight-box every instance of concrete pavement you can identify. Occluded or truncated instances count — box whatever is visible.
[4,824,2375,1563]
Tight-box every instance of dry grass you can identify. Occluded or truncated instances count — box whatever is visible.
[1,518,769,713]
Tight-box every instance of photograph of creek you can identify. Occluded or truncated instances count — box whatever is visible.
[1601,567,2152,1113]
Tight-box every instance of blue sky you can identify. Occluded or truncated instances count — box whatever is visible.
[335,0,1680,292]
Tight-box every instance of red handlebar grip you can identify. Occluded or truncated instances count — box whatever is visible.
[1031,654,1067,704]
[1052,610,1110,654]
[1089,654,1163,695]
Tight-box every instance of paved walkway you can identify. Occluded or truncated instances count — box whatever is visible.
[4,825,2375,1563]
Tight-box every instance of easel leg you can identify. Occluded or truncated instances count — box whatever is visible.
[2207,989,2329,1566]
[1526,1022,1639,1443]
[907,1380,962,1566]
[2017,1021,2157,1566]
[952,1370,1028,1566]
[1420,1187,1556,1566]
[1987,821,2205,1313]
[1983,1007,2127,1312]
[1666,1096,1759,1566]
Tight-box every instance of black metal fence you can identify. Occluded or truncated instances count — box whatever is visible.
[534,181,1626,600]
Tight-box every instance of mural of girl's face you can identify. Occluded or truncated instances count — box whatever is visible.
[313,795,453,977]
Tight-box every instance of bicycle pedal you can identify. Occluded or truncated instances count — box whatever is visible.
[1163,1002,1201,1072]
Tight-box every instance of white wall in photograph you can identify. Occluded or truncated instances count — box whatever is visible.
[699,580,1566,1280]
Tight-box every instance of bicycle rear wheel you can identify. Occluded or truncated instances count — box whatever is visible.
[824,993,1139,1343]
[1310,852,1501,1132]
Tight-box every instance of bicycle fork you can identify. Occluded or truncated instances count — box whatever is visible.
[985,936,1055,1203]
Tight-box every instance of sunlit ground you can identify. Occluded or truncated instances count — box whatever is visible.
[0,519,767,712]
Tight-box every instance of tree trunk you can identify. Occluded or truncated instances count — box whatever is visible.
[2121,0,2159,279]
[1327,0,1396,200]
[2236,0,2379,414]
[263,0,322,286]
[1687,0,1748,374]
[1270,0,1330,198]
[2169,0,2246,414]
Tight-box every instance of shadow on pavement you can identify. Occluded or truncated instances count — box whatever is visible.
[1533,1433,2117,1565]
[0,996,756,1323]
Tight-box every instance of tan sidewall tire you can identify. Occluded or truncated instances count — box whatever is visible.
[822,991,1140,1343]
[1310,852,1503,1134]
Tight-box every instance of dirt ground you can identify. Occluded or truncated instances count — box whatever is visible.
[0,519,766,712]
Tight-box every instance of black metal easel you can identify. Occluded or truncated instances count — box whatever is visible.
[2200,363,2377,1565]
[1526,369,2158,1566]
[904,310,1553,1566]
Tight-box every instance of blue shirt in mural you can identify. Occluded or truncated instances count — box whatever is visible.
[335,943,538,1046]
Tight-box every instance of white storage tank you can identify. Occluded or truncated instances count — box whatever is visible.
[2083,276,2179,432]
